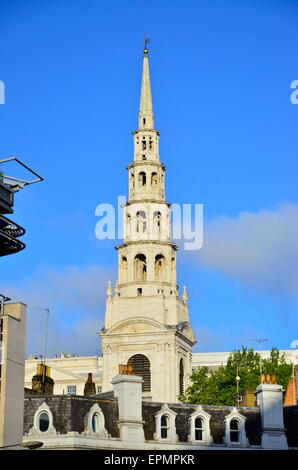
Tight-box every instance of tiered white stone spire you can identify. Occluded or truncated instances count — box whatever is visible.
[100,46,195,402]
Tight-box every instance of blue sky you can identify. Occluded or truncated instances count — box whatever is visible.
[0,0,297,356]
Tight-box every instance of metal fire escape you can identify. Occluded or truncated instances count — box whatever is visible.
[0,157,43,257]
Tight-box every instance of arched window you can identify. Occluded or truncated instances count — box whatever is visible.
[155,254,165,281]
[126,213,131,237]
[160,415,170,439]
[84,403,108,438]
[153,211,161,237]
[138,171,146,187]
[154,404,178,443]
[131,173,135,189]
[38,412,50,432]
[121,256,128,282]
[179,358,184,396]
[151,172,158,187]
[134,254,147,281]
[188,406,212,445]
[127,354,151,392]
[136,211,146,233]
[223,408,247,446]
[230,419,240,443]
[29,402,57,437]
[194,417,204,441]
[92,413,101,433]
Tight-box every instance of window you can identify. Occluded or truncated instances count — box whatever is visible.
[127,354,151,392]
[97,386,102,394]
[154,404,178,443]
[92,413,101,433]
[195,417,204,441]
[155,254,165,281]
[137,287,142,295]
[160,415,169,439]
[136,210,146,233]
[151,172,158,186]
[143,118,146,125]
[153,211,161,237]
[67,385,77,395]
[138,171,146,186]
[230,419,240,442]
[38,412,50,432]
[188,406,212,445]
[179,358,184,395]
[134,254,147,281]
[29,402,57,437]
[84,403,108,438]
[121,256,128,282]
[142,154,146,160]
[142,140,146,150]
[223,408,247,447]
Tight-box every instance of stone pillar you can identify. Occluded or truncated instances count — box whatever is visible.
[111,373,145,443]
[256,384,288,449]
[0,303,26,448]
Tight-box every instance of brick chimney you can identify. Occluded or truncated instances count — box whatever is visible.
[32,364,54,395]
[284,365,298,406]
[84,372,96,396]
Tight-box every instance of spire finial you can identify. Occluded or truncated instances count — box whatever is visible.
[143,34,150,55]
[139,35,153,129]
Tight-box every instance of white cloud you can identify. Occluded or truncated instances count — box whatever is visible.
[0,265,114,356]
[196,203,298,295]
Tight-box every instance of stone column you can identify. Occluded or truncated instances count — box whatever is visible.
[256,383,288,449]
[0,303,26,449]
[111,374,145,443]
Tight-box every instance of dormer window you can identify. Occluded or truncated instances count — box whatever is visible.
[154,404,178,443]
[224,408,247,447]
[188,406,212,446]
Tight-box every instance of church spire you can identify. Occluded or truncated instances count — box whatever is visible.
[139,41,154,130]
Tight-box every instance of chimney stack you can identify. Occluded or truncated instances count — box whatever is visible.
[84,372,96,396]
[32,364,54,395]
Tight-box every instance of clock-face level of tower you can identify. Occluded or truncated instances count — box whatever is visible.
[99,48,195,403]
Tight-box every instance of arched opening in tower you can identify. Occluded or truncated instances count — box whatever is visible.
[121,256,128,283]
[127,354,151,392]
[153,211,161,238]
[136,211,146,233]
[138,171,146,187]
[151,172,158,187]
[134,254,147,281]
[155,254,165,281]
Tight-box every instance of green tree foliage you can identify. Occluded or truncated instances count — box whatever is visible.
[180,347,292,405]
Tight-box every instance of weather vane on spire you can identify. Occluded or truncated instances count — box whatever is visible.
[143,34,150,54]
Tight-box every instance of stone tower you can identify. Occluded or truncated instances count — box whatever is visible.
[99,46,195,402]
